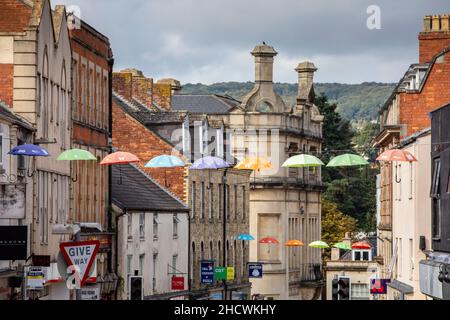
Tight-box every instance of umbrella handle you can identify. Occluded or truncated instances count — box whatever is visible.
[395,164,401,183]
[71,170,78,183]
[27,158,35,177]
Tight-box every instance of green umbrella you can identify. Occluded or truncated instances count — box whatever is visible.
[326,153,369,167]
[308,241,329,249]
[282,154,324,168]
[333,242,352,250]
[57,149,97,161]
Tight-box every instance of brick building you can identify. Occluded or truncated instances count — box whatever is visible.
[69,15,115,296]
[373,14,450,299]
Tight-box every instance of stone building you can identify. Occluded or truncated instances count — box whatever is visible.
[0,0,73,299]
[373,14,450,299]
[199,43,325,300]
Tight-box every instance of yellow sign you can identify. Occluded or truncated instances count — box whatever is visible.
[226,267,235,280]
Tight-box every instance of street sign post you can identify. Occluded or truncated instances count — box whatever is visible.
[214,267,227,281]
[81,287,100,300]
[171,276,185,290]
[26,267,45,290]
[248,263,263,278]
[226,267,235,281]
[200,261,214,284]
[59,240,100,287]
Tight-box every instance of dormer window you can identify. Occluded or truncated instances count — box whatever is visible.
[352,249,372,261]
[256,101,271,113]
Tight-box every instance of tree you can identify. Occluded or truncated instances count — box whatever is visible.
[321,199,358,258]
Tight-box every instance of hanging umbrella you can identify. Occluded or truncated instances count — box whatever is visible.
[234,156,272,171]
[352,241,371,250]
[190,156,230,170]
[237,234,255,241]
[282,154,324,168]
[376,149,417,183]
[259,237,279,244]
[100,151,140,165]
[145,155,185,168]
[284,240,304,247]
[333,242,352,250]
[308,241,329,249]
[145,155,185,188]
[326,154,369,167]
[57,149,97,161]
[9,144,49,157]
[57,149,97,182]
[376,149,417,162]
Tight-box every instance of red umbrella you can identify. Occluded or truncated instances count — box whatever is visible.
[259,237,279,244]
[352,241,371,250]
[376,149,417,162]
[100,151,140,165]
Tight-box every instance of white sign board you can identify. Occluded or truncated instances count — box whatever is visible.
[27,267,45,289]
[60,240,100,287]
[81,287,100,300]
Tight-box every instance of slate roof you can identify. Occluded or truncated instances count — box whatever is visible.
[0,101,34,131]
[111,164,188,212]
[172,94,241,114]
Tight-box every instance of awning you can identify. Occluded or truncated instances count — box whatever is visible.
[387,279,414,294]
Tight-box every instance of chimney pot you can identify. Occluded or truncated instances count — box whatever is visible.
[441,14,450,31]
[423,15,432,32]
[432,15,441,31]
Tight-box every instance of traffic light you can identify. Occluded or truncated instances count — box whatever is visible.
[129,276,143,300]
[331,278,339,300]
[337,276,351,300]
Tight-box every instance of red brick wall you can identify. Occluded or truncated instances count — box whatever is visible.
[112,72,133,100]
[419,32,450,63]
[0,0,32,33]
[112,101,186,202]
[0,64,13,106]
[400,51,450,137]
[153,83,172,111]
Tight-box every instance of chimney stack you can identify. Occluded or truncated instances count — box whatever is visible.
[251,43,278,84]
[157,78,182,95]
[295,61,317,104]
[419,14,450,64]
[112,69,154,110]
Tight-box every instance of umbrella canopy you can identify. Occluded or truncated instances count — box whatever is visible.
[259,237,279,244]
[333,242,352,250]
[352,241,371,250]
[284,240,304,247]
[9,144,49,157]
[308,241,329,249]
[235,156,272,171]
[237,234,255,241]
[57,149,97,161]
[190,156,230,170]
[376,149,417,162]
[145,155,185,168]
[326,153,369,167]
[100,151,140,165]
[282,154,324,168]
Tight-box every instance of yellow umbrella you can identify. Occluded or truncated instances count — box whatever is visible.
[234,156,272,171]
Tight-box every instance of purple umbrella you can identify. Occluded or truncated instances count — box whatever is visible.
[190,156,231,170]
[8,144,49,157]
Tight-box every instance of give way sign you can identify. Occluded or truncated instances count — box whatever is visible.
[60,240,100,287]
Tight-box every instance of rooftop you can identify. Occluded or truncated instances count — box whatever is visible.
[172,94,240,114]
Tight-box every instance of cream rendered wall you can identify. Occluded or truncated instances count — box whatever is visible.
[391,133,431,300]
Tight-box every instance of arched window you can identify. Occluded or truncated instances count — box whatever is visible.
[242,241,246,278]
[191,242,196,284]
[200,241,204,260]
[233,240,237,272]
[226,240,230,266]
[209,241,213,261]
[41,47,49,138]
[218,240,221,266]
[256,101,272,113]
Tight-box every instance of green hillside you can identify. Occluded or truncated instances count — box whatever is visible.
[180,82,396,121]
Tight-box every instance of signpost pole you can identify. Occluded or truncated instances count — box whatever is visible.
[74,231,81,301]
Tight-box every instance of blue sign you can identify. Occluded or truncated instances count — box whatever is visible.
[248,263,263,278]
[200,261,214,284]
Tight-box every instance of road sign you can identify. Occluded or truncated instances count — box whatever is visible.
[200,261,214,284]
[214,267,227,281]
[248,263,263,278]
[0,226,27,260]
[226,267,235,281]
[32,255,50,267]
[370,278,390,294]
[27,267,45,290]
[81,287,100,300]
[59,240,100,287]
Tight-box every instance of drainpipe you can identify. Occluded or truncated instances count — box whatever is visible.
[107,57,114,274]
[222,168,228,300]
[115,209,126,300]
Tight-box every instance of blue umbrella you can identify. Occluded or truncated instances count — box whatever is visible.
[144,155,185,168]
[237,234,255,241]
[190,156,231,170]
[8,144,49,157]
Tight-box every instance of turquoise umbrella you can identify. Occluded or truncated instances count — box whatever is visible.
[326,154,369,167]
[145,155,185,187]
[237,234,255,241]
[282,154,324,168]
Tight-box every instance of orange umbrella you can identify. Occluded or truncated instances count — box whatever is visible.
[284,240,304,247]
[100,151,140,165]
[352,241,371,250]
[376,149,417,162]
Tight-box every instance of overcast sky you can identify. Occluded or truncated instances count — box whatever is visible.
[55,0,449,84]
